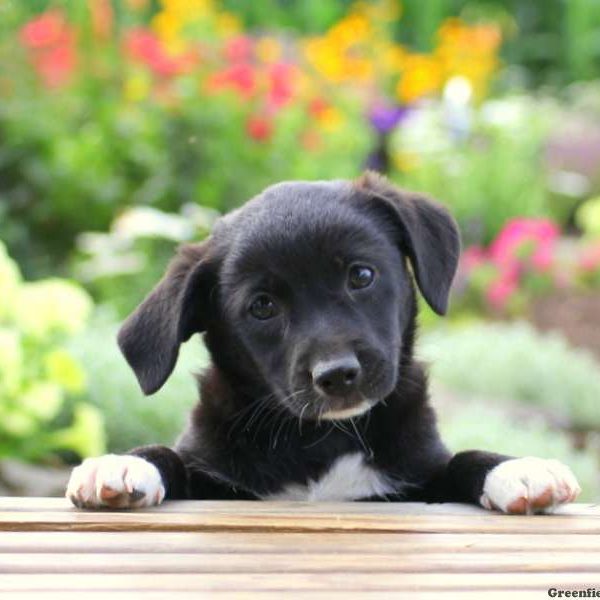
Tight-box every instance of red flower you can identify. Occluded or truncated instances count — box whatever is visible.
[207,63,256,99]
[124,28,194,77]
[20,10,66,49]
[20,9,77,88]
[34,42,77,88]
[223,36,253,63]
[267,63,295,109]
[308,97,329,118]
[246,115,273,142]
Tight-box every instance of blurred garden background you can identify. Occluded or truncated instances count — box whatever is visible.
[1,0,600,498]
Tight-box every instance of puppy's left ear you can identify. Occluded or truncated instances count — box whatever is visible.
[117,241,216,395]
[357,171,461,315]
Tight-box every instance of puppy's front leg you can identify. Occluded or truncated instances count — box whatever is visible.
[446,451,581,514]
[66,445,187,509]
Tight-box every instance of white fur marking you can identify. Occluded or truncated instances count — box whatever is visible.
[66,454,165,509]
[264,452,398,501]
[321,400,371,421]
[480,456,580,514]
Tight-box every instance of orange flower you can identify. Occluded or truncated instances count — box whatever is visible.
[396,54,443,103]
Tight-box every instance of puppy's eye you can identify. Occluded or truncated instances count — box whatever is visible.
[249,294,279,320]
[348,265,375,290]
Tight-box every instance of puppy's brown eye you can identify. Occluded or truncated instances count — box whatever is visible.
[249,294,278,320]
[348,265,375,290]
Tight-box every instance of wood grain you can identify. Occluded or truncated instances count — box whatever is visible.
[0,497,597,594]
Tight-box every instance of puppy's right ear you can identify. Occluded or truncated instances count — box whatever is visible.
[117,241,215,395]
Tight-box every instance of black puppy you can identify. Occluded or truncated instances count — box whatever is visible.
[67,172,580,513]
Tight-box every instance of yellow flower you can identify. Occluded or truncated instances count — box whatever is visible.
[396,54,443,103]
[318,106,344,131]
[436,18,501,100]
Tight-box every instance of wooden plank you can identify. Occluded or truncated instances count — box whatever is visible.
[1,572,599,592]
[0,592,538,600]
[2,531,600,554]
[1,551,600,574]
[2,508,600,533]
[1,497,597,516]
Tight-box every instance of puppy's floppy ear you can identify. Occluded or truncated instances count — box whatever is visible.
[357,171,460,315]
[117,241,215,395]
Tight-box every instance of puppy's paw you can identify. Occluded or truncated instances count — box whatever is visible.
[66,454,165,510]
[480,457,580,514]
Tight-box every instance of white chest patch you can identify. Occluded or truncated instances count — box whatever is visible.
[263,452,398,501]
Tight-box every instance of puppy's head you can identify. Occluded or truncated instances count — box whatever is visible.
[118,172,460,421]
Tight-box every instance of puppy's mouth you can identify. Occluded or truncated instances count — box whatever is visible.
[319,397,374,420]
[286,390,376,421]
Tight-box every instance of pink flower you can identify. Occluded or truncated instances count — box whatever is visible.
[490,218,560,273]
[267,62,296,109]
[20,10,66,49]
[486,270,518,310]
[124,28,193,77]
[20,10,77,88]
[207,63,256,98]
[223,36,253,63]
[34,42,77,88]
[580,242,600,272]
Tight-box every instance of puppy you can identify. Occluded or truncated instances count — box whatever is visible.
[67,173,580,513]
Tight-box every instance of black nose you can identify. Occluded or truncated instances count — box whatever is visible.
[312,356,362,397]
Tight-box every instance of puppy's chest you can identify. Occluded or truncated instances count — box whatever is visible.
[262,452,398,501]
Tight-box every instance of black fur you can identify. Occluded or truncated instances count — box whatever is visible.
[119,172,511,504]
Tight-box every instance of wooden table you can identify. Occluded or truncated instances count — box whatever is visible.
[0,497,599,598]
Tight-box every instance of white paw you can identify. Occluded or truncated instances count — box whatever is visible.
[66,454,165,509]
[480,457,581,514]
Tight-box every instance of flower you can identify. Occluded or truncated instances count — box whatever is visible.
[486,270,518,310]
[489,218,560,273]
[124,27,195,77]
[20,9,78,88]
[223,35,253,63]
[20,10,66,49]
[206,63,256,98]
[579,242,600,273]
[89,0,114,40]
[396,54,443,103]
[267,63,296,109]
[246,115,273,142]
[368,103,410,133]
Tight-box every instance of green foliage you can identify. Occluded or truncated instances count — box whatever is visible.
[421,321,600,429]
[391,96,555,245]
[68,310,204,453]
[0,240,105,462]
[437,399,600,501]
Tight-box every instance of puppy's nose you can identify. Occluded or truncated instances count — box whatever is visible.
[312,356,362,397]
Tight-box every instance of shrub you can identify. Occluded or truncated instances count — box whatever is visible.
[68,309,205,453]
[420,321,600,430]
[0,240,105,462]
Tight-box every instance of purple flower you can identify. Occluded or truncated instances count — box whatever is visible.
[368,104,410,134]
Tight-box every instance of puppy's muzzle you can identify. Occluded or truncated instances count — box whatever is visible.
[312,355,362,398]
